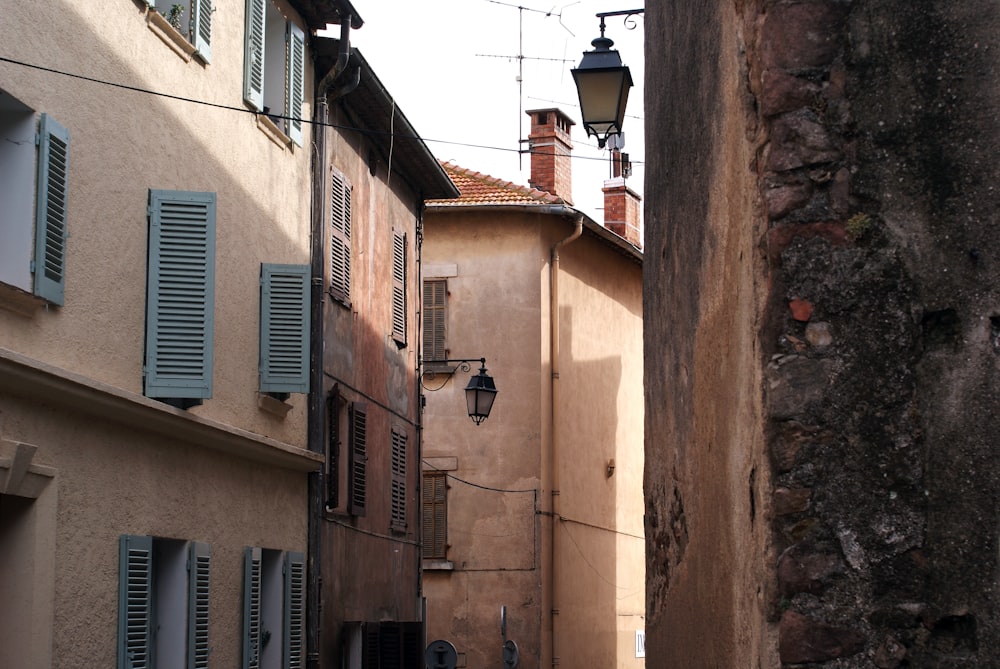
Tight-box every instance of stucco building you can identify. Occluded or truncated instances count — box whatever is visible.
[0,1,454,667]
[420,108,644,669]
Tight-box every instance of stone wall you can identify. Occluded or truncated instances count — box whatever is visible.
[645,0,1000,666]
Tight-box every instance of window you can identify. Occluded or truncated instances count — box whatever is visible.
[242,548,305,669]
[422,472,447,560]
[390,428,408,531]
[118,535,211,669]
[147,0,213,62]
[422,279,447,362]
[243,0,305,145]
[144,190,217,406]
[0,96,69,306]
[325,389,344,510]
[342,622,423,669]
[259,263,310,395]
[348,402,367,516]
[391,231,406,346]
[328,170,352,306]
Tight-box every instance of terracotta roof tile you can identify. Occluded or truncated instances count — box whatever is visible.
[428,161,565,207]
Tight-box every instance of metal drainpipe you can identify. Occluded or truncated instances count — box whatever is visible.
[543,213,584,669]
[307,17,356,669]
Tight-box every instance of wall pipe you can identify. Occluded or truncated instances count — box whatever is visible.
[307,16,358,669]
[543,213,584,669]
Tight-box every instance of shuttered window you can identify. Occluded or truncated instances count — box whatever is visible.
[33,113,70,305]
[348,402,367,517]
[355,622,424,669]
[146,0,213,62]
[422,280,447,362]
[422,472,447,560]
[144,190,216,401]
[242,0,305,146]
[390,429,408,530]
[242,548,305,669]
[391,231,406,346]
[329,170,352,306]
[326,391,341,509]
[259,263,310,394]
[118,535,211,669]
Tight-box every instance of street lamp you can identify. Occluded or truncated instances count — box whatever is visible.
[571,9,643,148]
[423,358,498,425]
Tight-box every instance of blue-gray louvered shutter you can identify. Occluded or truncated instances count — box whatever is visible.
[33,113,69,305]
[329,171,351,305]
[260,263,310,394]
[391,231,406,345]
[187,541,211,669]
[118,535,153,669]
[242,547,262,669]
[191,0,212,63]
[283,551,305,669]
[243,0,266,110]
[144,190,216,399]
[286,22,305,146]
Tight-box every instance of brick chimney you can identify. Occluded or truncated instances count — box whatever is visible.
[603,176,642,248]
[527,108,574,204]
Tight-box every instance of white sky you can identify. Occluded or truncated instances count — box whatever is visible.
[341,0,645,222]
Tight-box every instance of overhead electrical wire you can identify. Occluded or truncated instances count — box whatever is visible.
[0,54,642,165]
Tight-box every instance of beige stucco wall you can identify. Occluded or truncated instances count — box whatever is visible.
[422,208,644,669]
[0,0,314,447]
[1,1,319,666]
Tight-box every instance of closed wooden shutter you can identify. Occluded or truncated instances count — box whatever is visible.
[422,280,447,361]
[390,429,407,530]
[144,190,216,400]
[329,171,352,305]
[348,402,367,516]
[422,473,447,560]
[33,113,69,305]
[260,263,310,394]
[391,231,406,346]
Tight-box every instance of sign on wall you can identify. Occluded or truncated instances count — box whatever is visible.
[636,630,645,658]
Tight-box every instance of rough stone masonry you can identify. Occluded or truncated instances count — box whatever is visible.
[644,1,1000,666]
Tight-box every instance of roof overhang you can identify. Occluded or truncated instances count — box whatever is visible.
[314,39,460,201]
[290,0,363,31]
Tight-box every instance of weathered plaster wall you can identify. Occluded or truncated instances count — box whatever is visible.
[643,0,771,666]
[646,0,1000,666]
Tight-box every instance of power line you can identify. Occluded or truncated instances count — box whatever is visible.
[0,55,642,166]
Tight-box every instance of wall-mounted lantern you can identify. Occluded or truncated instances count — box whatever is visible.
[423,358,498,425]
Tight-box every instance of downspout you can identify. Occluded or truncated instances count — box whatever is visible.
[543,213,584,669]
[307,17,358,669]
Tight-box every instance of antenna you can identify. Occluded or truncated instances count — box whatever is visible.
[476,1,577,170]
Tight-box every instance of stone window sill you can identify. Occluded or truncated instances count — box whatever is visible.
[0,282,47,317]
[256,114,293,150]
[146,9,203,63]
[257,393,293,418]
[422,560,454,571]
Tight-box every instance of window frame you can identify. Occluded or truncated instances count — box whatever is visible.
[146,0,213,63]
[242,0,305,145]
[242,547,305,669]
[117,534,211,669]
